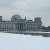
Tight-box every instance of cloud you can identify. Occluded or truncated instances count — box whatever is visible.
[0,0,49,26]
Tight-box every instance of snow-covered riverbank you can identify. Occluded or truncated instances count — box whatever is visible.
[0,32,50,50]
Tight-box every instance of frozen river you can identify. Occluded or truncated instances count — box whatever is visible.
[0,32,50,50]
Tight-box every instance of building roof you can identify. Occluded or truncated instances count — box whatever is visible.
[12,14,22,20]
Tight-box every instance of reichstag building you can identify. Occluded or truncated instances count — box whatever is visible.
[0,14,42,32]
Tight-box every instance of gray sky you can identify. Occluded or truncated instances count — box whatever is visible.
[0,33,50,50]
[0,0,49,26]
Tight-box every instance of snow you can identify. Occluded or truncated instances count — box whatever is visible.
[0,32,50,50]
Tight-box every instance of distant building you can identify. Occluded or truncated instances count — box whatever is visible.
[42,26,50,32]
[0,14,42,32]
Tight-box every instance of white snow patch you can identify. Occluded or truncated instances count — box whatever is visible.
[0,32,50,50]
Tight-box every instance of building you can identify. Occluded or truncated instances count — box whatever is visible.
[42,26,50,32]
[0,16,2,21]
[0,14,42,33]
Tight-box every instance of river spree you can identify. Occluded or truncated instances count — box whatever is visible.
[0,32,50,50]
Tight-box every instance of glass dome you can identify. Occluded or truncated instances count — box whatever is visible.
[11,14,22,22]
[12,14,22,19]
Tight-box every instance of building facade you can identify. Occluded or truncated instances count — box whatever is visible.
[0,14,42,32]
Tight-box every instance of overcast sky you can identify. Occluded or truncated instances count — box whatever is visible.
[0,0,49,26]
